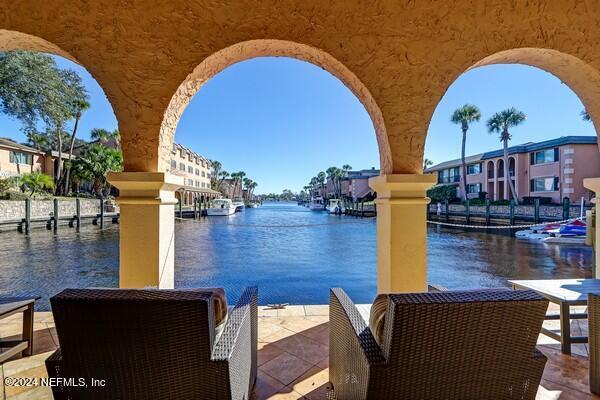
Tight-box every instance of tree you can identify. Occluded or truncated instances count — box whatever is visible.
[217,170,229,191]
[26,132,49,151]
[326,166,341,198]
[0,51,88,192]
[316,171,326,198]
[451,104,481,201]
[423,158,434,170]
[487,107,525,204]
[582,110,592,122]
[427,184,457,203]
[70,145,123,196]
[210,160,222,190]
[63,99,91,194]
[20,172,55,196]
[90,128,121,149]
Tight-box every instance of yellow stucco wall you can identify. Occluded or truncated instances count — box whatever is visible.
[1,1,599,175]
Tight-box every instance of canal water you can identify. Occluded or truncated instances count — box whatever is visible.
[0,202,592,310]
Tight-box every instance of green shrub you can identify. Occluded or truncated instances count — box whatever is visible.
[427,184,457,202]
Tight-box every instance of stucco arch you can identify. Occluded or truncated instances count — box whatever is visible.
[430,48,600,142]
[0,29,77,62]
[159,39,391,174]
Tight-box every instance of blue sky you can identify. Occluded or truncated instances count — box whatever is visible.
[0,56,596,194]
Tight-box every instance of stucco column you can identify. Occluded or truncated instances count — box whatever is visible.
[584,178,600,277]
[369,174,437,293]
[107,172,183,288]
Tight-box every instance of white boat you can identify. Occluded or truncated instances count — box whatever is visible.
[309,197,325,211]
[326,199,345,214]
[248,202,260,208]
[207,199,236,216]
[232,200,245,212]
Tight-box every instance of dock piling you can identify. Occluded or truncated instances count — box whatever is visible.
[24,198,31,235]
[100,197,105,229]
[76,198,81,231]
[53,198,58,232]
[509,200,515,226]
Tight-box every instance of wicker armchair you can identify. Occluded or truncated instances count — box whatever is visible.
[45,286,257,400]
[589,293,600,394]
[329,288,548,400]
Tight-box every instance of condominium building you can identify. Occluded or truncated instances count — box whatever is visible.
[168,143,219,205]
[325,168,380,201]
[426,136,600,204]
[0,137,64,179]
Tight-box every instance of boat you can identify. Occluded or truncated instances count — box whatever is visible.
[207,199,237,216]
[309,197,325,211]
[232,200,245,212]
[326,199,345,214]
[515,220,587,243]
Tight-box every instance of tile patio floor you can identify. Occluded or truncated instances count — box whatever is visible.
[0,303,597,399]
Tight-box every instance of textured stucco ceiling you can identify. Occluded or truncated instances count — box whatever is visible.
[0,1,599,174]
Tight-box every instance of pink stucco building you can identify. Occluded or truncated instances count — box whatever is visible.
[325,168,380,201]
[427,136,600,204]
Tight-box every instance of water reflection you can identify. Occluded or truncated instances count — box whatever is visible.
[0,203,591,310]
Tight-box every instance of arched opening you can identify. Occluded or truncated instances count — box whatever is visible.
[158,40,390,174]
[486,160,495,199]
[0,30,121,308]
[425,47,597,290]
[508,156,516,199]
[163,47,382,304]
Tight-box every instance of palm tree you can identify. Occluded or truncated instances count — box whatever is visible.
[423,158,434,170]
[487,107,526,204]
[20,172,55,196]
[63,99,90,194]
[326,166,340,198]
[210,160,222,189]
[90,128,121,149]
[451,104,481,201]
[317,171,326,198]
[582,110,592,122]
[26,132,49,151]
[217,170,229,191]
[70,144,123,195]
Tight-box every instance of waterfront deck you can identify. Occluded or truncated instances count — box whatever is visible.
[0,303,596,399]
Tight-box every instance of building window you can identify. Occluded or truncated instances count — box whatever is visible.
[188,166,193,173]
[530,177,559,192]
[170,159,177,170]
[467,183,482,194]
[188,179,193,186]
[438,167,460,184]
[195,168,200,175]
[9,152,32,165]
[202,182,206,188]
[531,148,559,165]
[201,171,206,177]
[179,162,185,171]
[467,163,481,175]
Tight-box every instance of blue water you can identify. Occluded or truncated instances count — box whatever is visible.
[0,202,592,310]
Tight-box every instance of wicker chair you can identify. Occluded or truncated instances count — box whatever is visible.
[45,286,257,400]
[329,288,548,400]
[589,293,600,394]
